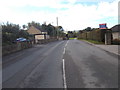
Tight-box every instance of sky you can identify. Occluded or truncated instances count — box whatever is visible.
[0,0,119,31]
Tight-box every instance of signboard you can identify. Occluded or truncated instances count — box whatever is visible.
[99,23,107,29]
[35,35,44,40]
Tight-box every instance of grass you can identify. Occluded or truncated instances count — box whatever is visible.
[69,38,77,40]
[78,38,104,44]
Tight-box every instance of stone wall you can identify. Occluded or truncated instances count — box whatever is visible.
[2,41,33,56]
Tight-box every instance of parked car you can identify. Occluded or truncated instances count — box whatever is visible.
[14,37,30,42]
[16,38,27,42]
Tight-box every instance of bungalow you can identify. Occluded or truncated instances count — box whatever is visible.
[27,25,49,43]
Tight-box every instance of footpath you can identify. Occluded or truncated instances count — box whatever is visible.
[95,45,119,55]
[83,40,119,56]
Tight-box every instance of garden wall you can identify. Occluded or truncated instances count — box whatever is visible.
[2,39,58,56]
[2,41,33,56]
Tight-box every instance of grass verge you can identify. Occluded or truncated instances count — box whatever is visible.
[78,38,104,44]
[69,38,77,40]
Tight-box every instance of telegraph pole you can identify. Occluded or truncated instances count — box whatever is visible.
[56,17,58,26]
[56,17,59,39]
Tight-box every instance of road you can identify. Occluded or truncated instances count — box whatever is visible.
[2,40,118,88]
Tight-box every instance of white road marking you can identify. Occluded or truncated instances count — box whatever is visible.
[63,48,65,54]
[65,40,69,47]
[63,40,69,54]
[62,59,67,89]
[62,40,69,89]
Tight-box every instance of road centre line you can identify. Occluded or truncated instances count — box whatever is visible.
[63,40,69,54]
[62,59,67,89]
[62,40,69,89]
[63,48,65,54]
[65,40,69,47]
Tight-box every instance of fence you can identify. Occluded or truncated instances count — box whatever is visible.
[78,29,107,42]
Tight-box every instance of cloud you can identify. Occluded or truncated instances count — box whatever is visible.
[57,0,118,30]
[0,0,118,30]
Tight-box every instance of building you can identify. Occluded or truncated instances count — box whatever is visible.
[27,25,49,43]
[111,24,120,40]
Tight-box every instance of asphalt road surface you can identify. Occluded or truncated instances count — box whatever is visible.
[2,40,118,88]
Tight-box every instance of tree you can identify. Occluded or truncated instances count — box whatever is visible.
[2,23,18,45]
[84,27,92,31]
[67,31,77,38]
[22,25,26,29]
[28,21,41,28]
[2,22,31,46]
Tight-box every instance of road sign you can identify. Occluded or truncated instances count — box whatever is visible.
[99,23,107,29]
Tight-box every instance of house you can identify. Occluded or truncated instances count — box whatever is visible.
[111,24,120,40]
[27,25,49,43]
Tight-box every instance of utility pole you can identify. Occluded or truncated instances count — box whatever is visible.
[56,17,58,26]
[56,17,59,39]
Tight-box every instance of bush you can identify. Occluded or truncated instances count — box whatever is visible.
[2,23,31,46]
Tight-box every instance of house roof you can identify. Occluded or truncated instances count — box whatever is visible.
[33,25,47,32]
[111,24,120,32]
[27,25,48,35]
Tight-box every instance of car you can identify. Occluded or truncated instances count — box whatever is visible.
[16,38,27,42]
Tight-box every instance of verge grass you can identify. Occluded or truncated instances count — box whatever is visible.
[69,38,77,40]
[78,38,104,44]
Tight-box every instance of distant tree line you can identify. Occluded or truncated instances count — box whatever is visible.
[67,31,77,38]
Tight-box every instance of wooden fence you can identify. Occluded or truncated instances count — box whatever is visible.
[78,29,106,42]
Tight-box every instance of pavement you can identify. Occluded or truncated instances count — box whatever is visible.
[82,40,119,56]
[95,45,119,55]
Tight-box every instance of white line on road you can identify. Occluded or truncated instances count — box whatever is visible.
[62,40,69,89]
[62,59,67,89]
[63,40,69,55]
[65,40,69,47]
[63,48,65,54]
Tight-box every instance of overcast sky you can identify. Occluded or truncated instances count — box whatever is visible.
[0,0,118,31]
